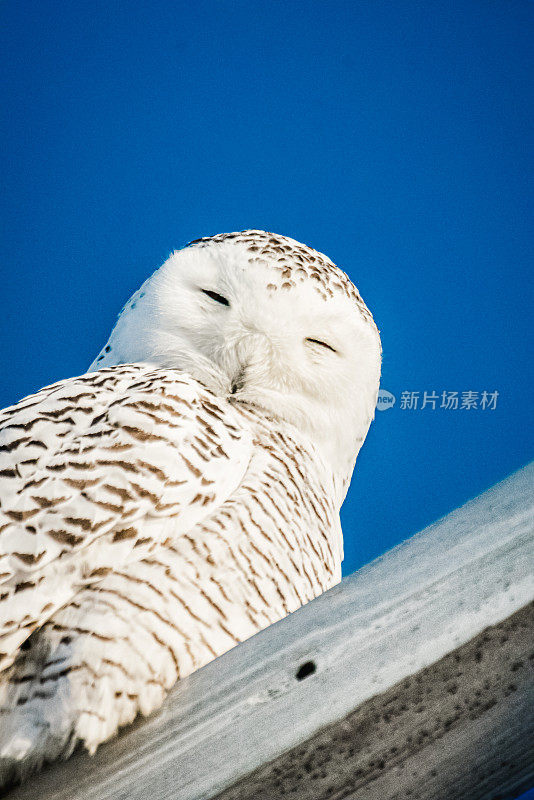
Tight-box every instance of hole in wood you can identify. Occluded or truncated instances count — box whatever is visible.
[296,660,316,680]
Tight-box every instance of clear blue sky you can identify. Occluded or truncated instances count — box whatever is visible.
[1,0,532,582]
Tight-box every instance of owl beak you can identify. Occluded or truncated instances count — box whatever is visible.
[230,366,246,395]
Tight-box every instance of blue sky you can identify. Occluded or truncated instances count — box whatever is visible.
[1,0,532,585]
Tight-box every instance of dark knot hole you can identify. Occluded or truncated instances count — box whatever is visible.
[295,660,316,681]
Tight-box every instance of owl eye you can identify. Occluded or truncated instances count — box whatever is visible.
[201,289,230,306]
[305,337,338,353]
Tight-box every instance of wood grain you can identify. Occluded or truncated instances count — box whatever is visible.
[7,462,533,800]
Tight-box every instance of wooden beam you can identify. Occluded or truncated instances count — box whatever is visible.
[8,462,534,800]
[214,602,534,800]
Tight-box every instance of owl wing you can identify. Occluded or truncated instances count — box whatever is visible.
[0,364,252,670]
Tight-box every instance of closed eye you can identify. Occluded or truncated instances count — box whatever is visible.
[305,337,338,353]
[201,289,230,306]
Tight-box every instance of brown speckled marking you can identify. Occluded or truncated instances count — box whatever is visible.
[0,361,343,776]
[0,226,367,783]
[188,230,375,324]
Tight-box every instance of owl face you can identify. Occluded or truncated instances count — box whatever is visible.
[90,232,381,480]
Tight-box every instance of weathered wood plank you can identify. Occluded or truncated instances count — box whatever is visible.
[7,461,534,800]
[215,602,534,800]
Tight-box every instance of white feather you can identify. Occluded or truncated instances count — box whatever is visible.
[0,231,381,787]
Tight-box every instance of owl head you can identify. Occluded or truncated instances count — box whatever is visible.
[89,231,381,493]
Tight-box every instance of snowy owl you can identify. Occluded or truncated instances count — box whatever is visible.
[0,230,381,786]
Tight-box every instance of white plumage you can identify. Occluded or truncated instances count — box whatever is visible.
[0,230,381,786]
